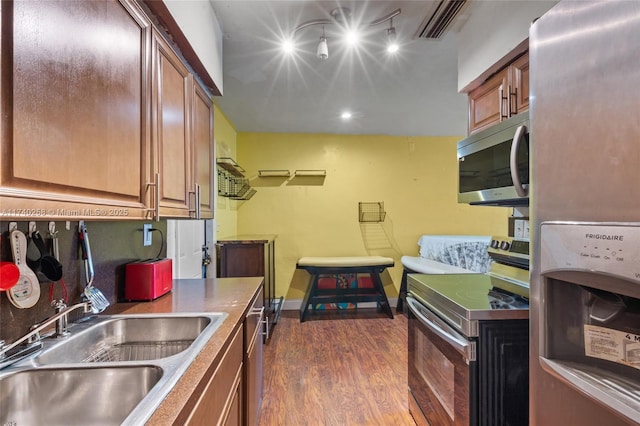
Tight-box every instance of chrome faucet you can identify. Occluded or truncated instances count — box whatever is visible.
[52,299,73,338]
[0,300,92,369]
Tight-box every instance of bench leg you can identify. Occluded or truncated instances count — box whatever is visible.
[300,273,319,322]
[370,271,394,319]
[396,269,408,314]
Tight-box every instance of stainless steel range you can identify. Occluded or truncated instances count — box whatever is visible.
[407,236,529,426]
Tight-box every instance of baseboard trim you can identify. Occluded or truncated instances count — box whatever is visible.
[281,298,398,311]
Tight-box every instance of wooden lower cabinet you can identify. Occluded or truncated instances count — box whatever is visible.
[186,325,244,426]
[245,289,264,426]
[217,236,279,339]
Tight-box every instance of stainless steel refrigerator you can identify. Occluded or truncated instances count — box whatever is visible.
[530,1,640,425]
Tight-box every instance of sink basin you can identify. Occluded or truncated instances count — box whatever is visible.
[5,312,227,425]
[0,365,162,426]
[34,313,226,365]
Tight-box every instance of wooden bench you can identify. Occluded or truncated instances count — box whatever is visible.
[296,256,395,322]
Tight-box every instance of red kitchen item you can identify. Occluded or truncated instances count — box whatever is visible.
[124,258,172,301]
[0,261,20,291]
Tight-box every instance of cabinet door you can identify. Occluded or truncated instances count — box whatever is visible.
[193,82,214,218]
[245,291,264,426]
[0,0,151,219]
[509,53,529,116]
[186,325,244,426]
[468,68,508,134]
[223,380,243,426]
[217,243,265,278]
[152,30,192,218]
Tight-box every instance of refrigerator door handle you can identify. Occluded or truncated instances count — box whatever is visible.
[510,124,528,197]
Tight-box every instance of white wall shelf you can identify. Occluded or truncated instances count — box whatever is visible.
[258,170,291,177]
[294,170,326,177]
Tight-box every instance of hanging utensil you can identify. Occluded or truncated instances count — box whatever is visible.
[31,231,63,282]
[47,224,68,302]
[78,222,109,313]
[0,261,20,291]
[26,231,42,272]
[8,229,41,308]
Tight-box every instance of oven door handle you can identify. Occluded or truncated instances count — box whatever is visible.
[407,296,475,362]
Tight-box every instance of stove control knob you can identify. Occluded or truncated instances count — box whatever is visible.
[491,239,500,249]
[500,241,511,251]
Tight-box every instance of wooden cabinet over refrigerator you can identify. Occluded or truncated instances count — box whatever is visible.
[217,235,281,340]
[467,51,529,135]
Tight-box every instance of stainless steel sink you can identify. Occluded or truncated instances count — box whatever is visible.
[0,365,163,426]
[33,313,224,365]
[2,312,228,425]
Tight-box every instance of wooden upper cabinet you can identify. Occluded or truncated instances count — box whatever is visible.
[193,83,215,219]
[151,31,215,220]
[0,0,152,219]
[468,68,509,135]
[152,30,192,218]
[510,53,529,115]
[0,0,215,221]
[467,51,529,134]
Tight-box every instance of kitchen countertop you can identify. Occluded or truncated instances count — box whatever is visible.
[107,276,264,425]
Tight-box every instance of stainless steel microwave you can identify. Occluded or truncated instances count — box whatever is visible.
[457,111,529,206]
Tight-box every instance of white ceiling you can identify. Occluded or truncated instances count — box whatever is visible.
[209,1,472,137]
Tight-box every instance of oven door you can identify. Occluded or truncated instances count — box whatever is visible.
[407,295,477,426]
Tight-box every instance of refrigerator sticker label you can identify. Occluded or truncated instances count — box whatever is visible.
[584,325,640,369]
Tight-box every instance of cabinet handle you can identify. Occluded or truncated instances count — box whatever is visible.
[146,173,161,221]
[499,85,509,119]
[249,306,265,321]
[188,184,201,219]
[261,316,270,340]
[509,86,518,116]
[195,183,201,220]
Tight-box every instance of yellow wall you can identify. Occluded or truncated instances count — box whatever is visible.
[234,132,510,302]
[213,104,238,237]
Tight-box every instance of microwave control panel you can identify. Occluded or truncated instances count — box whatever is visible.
[540,222,640,282]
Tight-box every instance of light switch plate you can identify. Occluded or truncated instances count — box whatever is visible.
[143,224,152,246]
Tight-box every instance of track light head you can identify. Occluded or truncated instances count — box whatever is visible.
[386,27,399,53]
[317,35,328,60]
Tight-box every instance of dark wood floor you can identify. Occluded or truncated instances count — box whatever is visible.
[258,308,417,426]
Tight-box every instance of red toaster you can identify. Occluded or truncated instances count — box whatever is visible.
[124,258,173,301]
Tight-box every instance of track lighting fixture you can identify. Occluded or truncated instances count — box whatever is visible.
[386,19,399,53]
[283,7,401,59]
[317,26,328,60]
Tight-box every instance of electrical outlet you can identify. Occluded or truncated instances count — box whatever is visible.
[143,224,152,246]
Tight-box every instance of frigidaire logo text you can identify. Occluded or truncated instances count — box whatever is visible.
[585,233,624,241]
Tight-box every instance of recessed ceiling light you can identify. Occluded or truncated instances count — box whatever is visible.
[341,112,352,120]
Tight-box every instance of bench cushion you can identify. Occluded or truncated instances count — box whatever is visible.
[297,256,394,268]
